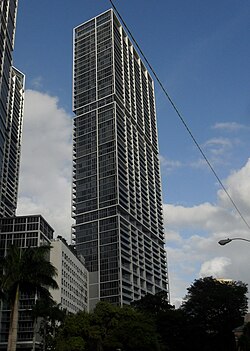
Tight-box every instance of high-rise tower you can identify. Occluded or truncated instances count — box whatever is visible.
[0,0,23,217]
[72,9,168,308]
[0,67,24,217]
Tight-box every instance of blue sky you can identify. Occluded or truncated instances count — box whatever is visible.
[14,0,250,305]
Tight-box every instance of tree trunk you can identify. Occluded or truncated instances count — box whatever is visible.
[32,318,37,351]
[43,322,46,351]
[7,285,19,351]
[32,290,38,351]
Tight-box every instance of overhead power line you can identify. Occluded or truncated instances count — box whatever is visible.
[109,0,250,232]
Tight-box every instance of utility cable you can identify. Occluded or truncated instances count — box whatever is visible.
[109,0,250,232]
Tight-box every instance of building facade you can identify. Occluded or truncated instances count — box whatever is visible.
[50,237,89,313]
[0,217,90,350]
[0,67,24,217]
[0,0,24,217]
[73,9,168,309]
[0,215,54,350]
[0,0,18,174]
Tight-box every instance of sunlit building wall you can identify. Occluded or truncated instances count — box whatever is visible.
[50,237,89,313]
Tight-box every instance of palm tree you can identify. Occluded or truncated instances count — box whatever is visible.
[0,245,58,351]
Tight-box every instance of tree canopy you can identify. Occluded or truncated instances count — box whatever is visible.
[131,290,173,316]
[55,301,161,351]
[238,322,250,351]
[132,291,187,351]
[53,278,248,351]
[1,269,245,351]
[181,277,248,351]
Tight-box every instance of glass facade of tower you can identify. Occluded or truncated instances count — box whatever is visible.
[73,9,168,308]
[0,67,24,217]
[0,0,20,216]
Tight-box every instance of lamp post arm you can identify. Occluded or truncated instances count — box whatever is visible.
[218,237,250,246]
[231,238,250,243]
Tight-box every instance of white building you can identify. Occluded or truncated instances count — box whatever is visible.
[50,237,89,313]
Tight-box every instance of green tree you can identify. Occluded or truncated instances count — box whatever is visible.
[102,305,161,351]
[0,245,58,351]
[181,277,248,351]
[92,302,161,351]
[55,301,161,351]
[238,322,250,351]
[132,291,187,351]
[55,336,85,351]
[55,312,89,351]
[131,291,172,316]
[32,298,66,351]
[156,307,188,351]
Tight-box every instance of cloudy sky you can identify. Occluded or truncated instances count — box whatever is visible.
[14,0,250,305]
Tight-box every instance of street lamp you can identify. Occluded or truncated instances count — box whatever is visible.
[218,237,250,246]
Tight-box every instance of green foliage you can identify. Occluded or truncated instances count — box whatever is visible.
[55,301,161,351]
[238,322,250,351]
[99,303,160,351]
[0,245,58,304]
[55,336,85,351]
[181,277,248,351]
[54,312,91,351]
[33,298,67,350]
[39,277,249,351]
[156,307,188,351]
[132,291,187,351]
[33,297,66,322]
[131,291,173,316]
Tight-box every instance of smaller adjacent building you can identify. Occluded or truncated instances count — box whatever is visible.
[50,236,89,313]
[0,214,53,258]
[0,215,89,350]
[0,215,53,350]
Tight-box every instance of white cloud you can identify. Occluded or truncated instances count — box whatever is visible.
[212,122,250,132]
[203,137,233,156]
[165,229,182,243]
[159,155,182,173]
[204,137,232,147]
[165,158,250,305]
[189,158,207,169]
[17,90,73,242]
[218,158,250,216]
[164,202,239,233]
[199,257,231,278]
[189,138,237,170]
[30,76,43,89]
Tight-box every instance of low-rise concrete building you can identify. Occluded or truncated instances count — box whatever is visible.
[0,215,53,350]
[50,236,89,313]
[0,216,89,350]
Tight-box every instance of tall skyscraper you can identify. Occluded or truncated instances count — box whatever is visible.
[0,67,24,217]
[0,0,23,217]
[72,9,168,308]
